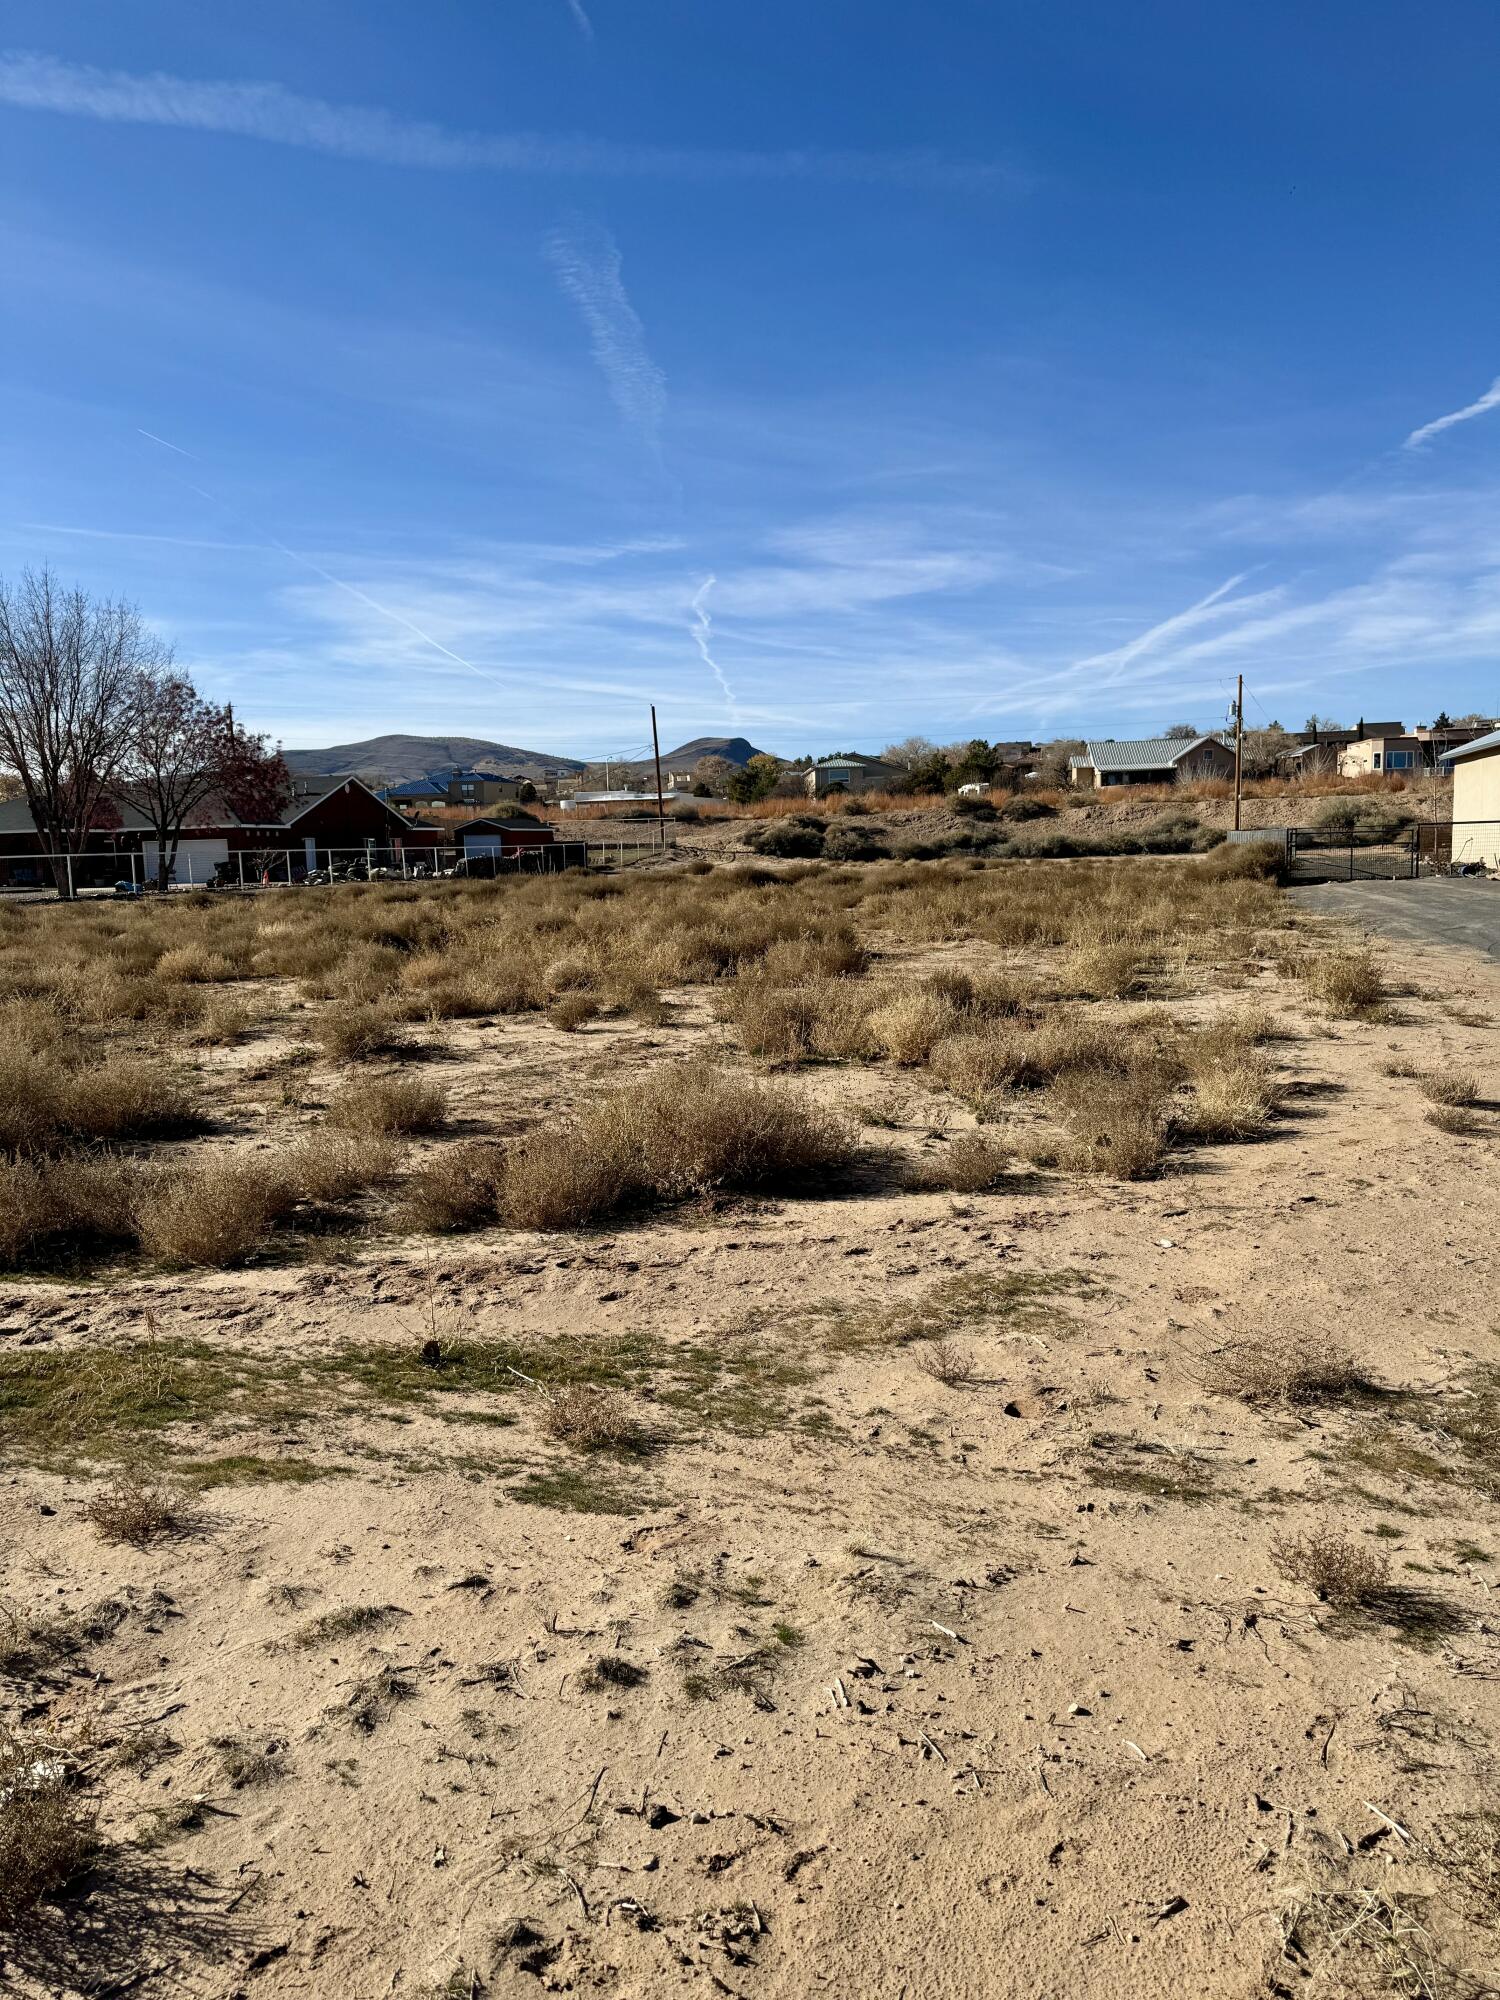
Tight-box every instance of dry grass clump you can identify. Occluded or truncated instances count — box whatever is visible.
[1064,939,1144,999]
[395,1141,506,1233]
[288,1130,400,1205]
[539,1383,644,1453]
[0,1728,97,1925]
[1427,1104,1482,1136]
[135,1153,297,1267]
[1200,1334,1364,1406]
[1296,947,1385,1018]
[1178,1044,1282,1140]
[547,992,600,1032]
[155,943,234,983]
[911,1131,1010,1193]
[1419,1070,1480,1108]
[313,1001,408,1061]
[0,1153,139,1269]
[327,1074,448,1136]
[0,1050,199,1154]
[912,1337,976,1387]
[82,1473,176,1547]
[501,1061,851,1230]
[1271,1525,1390,1606]
[865,987,961,1065]
[1030,1067,1173,1180]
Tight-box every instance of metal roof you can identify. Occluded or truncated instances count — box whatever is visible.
[1440,727,1500,765]
[1083,734,1227,773]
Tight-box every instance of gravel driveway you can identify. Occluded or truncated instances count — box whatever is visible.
[1291,875,1500,957]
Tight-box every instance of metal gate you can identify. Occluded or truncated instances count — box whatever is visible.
[1286,825,1419,883]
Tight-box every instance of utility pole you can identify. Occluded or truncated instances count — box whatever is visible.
[651,704,667,851]
[1233,673,1245,832]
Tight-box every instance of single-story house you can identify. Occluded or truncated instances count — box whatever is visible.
[557,790,659,812]
[804,756,902,798]
[386,769,526,812]
[449,814,579,874]
[0,775,446,889]
[1069,735,1235,789]
[1440,730,1500,868]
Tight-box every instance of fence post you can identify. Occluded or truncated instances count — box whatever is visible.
[237,850,245,890]
[187,853,195,889]
[65,852,74,900]
[129,849,139,889]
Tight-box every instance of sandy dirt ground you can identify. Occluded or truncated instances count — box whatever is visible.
[3,919,1499,1999]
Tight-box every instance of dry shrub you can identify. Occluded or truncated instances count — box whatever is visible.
[539,1384,643,1452]
[1271,1526,1390,1606]
[1179,1047,1281,1140]
[759,931,866,981]
[912,1130,1010,1193]
[83,1473,176,1546]
[1201,1334,1363,1406]
[328,1074,447,1136]
[1428,1105,1481,1136]
[156,944,234,983]
[60,1058,200,1144]
[735,986,819,1062]
[547,993,600,1032]
[396,1141,507,1233]
[501,1061,851,1230]
[0,1052,197,1152]
[1065,939,1144,999]
[0,1728,97,1925]
[1420,1070,1480,1108]
[1034,1067,1172,1179]
[314,1001,407,1061]
[0,1153,138,1268]
[1298,947,1385,1017]
[288,1130,400,1204]
[912,1337,976,1387]
[181,999,261,1047]
[136,1154,297,1267]
[865,988,960,1065]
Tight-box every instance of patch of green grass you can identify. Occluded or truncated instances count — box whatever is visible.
[773,1622,805,1649]
[506,1467,644,1515]
[774,1267,1099,1356]
[292,1604,405,1649]
[1084,1435,1217,1504]
[177,1454,348,1489]
[1452,1540,1491,1564]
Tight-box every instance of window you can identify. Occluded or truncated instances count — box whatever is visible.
[1372,753,1381,769]
[1387,750,1414,770]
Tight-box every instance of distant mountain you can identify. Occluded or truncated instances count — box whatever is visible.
[282,735,588,785]
[613,736,766,777]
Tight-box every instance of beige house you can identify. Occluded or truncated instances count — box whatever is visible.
[804,756,901,797]
[1441,730,1500,868]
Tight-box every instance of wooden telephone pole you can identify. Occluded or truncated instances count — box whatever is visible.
[650,704,667,851]
[1232,674,1245,832]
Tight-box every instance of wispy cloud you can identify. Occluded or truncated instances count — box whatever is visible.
[690,576,740,721]
[1404,375,1500,450]
[0,50,1014,190]
[563,0,596,43]
[544,220,666,456]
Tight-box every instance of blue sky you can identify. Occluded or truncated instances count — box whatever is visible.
[4,3,1500,759]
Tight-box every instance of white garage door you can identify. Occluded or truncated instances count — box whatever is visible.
[142,837,230,885]
[463,834,504,856]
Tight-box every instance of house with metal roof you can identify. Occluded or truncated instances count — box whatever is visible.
[1069,734,1234,789]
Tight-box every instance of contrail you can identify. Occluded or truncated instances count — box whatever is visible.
[1404,375,1500,450]
[545,220,665,457]
[691,576,740,721]
[138,427,198,458]
[133,430,518,696]
[563,0,595,42]
[0,51,1014,190]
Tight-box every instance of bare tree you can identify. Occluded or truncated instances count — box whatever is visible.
[119,672,230,892]
[0,567,159,896]
[881,735,939,768]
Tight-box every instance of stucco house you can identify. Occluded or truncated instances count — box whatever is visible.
[804,755,901,798]
[1440,730,1500,868]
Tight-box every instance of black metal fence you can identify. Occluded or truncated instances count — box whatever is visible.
[1281,820,1500,883]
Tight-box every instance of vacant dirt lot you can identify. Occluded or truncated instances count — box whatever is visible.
[1,856,1497,1998]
